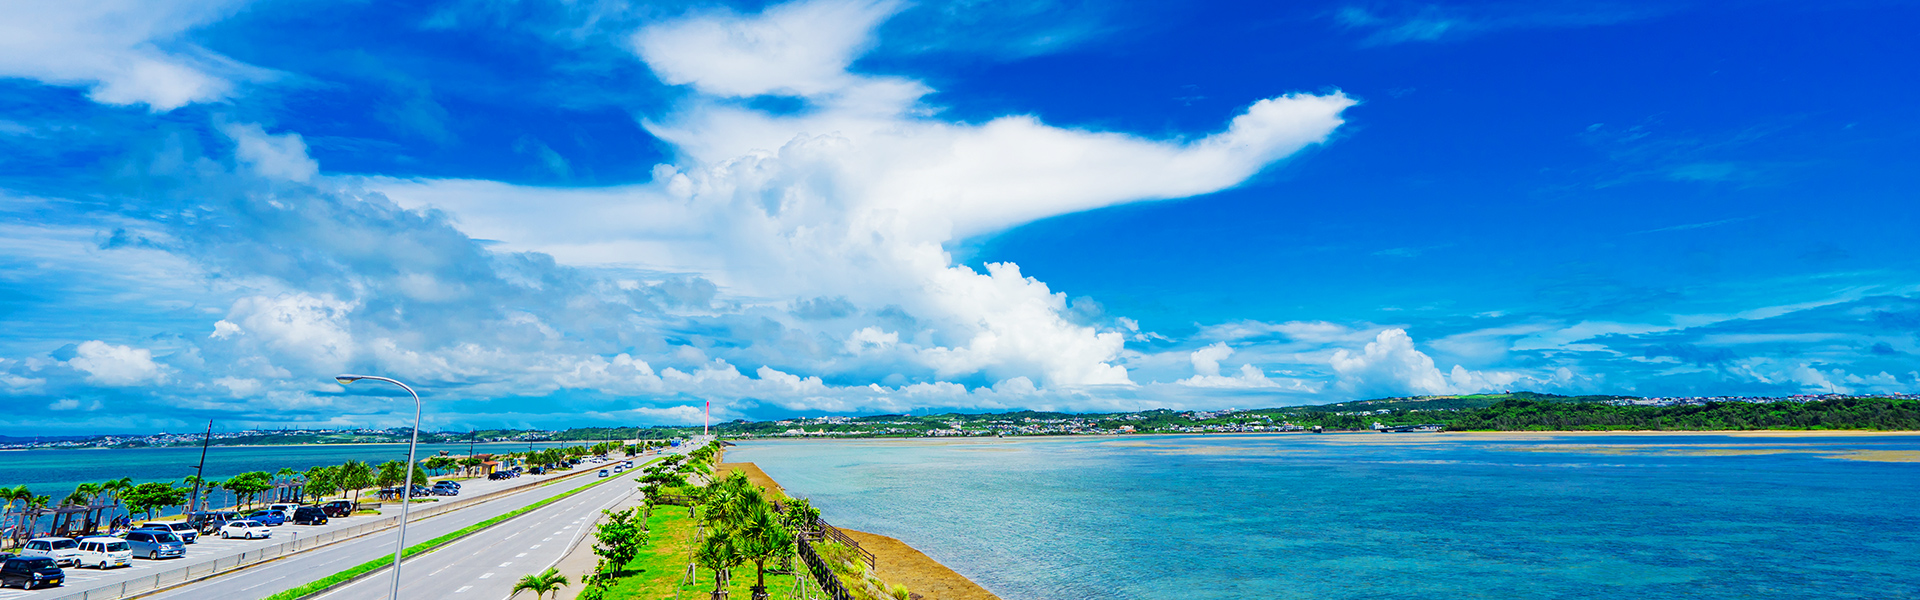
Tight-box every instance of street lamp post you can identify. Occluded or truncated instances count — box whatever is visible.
[335,374,421,600]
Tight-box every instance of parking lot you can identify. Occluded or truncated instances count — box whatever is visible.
[2,462,620,598]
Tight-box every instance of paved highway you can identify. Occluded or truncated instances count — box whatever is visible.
[0,463,600,600]
[134,449,672,600]
[316,464,642,600]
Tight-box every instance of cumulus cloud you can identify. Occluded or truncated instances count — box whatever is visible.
[1330,329,1519,397]
[215,294,357,373]
[0,0,258,110]
[221,122,320,182]
[371,0,1352,393]
[633,0,904,98]
[1178,342,1288,389]
[67,340,169,386]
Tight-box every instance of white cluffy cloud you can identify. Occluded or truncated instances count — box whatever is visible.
[67,340,169,386]
[373,0,1354,391]
[221,122,320,182]
[1331,329,1520,396]
[0,0,258,110]
[1179,342,1285,389]
[213,293,357,373]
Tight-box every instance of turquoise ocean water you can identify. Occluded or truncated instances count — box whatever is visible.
[729,434,1920,600]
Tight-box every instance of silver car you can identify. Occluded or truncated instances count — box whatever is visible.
[123,531,186,560]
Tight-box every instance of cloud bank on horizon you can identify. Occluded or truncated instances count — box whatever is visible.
[1,0,1915,432]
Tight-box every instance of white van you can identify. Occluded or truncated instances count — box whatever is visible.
[18,538,81,567]
[72,537,133,569]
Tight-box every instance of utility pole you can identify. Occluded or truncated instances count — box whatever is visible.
[704,400,710,439]
[188,420,212,514]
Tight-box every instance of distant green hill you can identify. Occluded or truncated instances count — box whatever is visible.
[1286,392,1632,414]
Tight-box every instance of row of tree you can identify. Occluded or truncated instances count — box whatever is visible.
[1445,397,1920,431]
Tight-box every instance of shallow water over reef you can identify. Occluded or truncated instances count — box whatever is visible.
[730,433,1920,600]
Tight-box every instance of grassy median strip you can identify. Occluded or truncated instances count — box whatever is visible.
[265,460,655,600]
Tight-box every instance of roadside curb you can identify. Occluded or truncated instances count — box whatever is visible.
[113,465,605,600]
[299,471,632,600]
[269,453,674,600]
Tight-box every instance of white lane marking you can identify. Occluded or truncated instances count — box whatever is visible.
[528,545,540,549]
[515,553,528,557]
[430,564,452,576]
[455,586,472,593]
[240,575,287,591]
[480,573,494,579]
[499,562,512,567]
[542,537,552,542]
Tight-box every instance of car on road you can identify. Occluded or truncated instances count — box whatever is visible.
[0,556,65,589]
[72,537,132,569]
[137,521,199,544]
[292,506,330,525]
[19,538,81,567]
[218,520,272,540]
[320,500,355,517]
[245,510,288,526]
[598,469,609,477]
[123,530,185,560]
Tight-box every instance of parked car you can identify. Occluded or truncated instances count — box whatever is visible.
[18,538,81,567]
[488,471,517,480]
[528,466,545,475]
[267,503,302,517]
[122,531,185,560]
[71,537,132,569]
[136,522,199,544]
[244,510,287,526]
[188,511,241,534]
[319,500,355,517]
[0,556,65,589]
[218,520,272,540]
[291,506,330,526]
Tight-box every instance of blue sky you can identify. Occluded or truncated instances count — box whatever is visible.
[1,0,1915,433]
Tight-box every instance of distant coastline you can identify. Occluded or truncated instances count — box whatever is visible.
[12,392,1918,450]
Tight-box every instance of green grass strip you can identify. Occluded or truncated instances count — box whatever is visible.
[264,458,659,600]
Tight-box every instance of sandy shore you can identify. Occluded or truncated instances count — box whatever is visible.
[719,459,1002,600]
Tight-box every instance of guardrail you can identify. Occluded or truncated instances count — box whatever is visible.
[810,517,874,569]
[43,467,598,600]
[795,537,853,600]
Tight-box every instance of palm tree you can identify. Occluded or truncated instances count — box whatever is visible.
[695,530,744,600]
[736,505,794,600]
[275,468,297,503]
[509,568,570,599]
[2,485,31,548]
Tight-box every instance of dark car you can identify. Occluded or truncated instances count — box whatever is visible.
[244,510,287,526]
[291,506,329,525]
[320,500,354,517]
[188,511,240,534]
[0,556,65,590]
